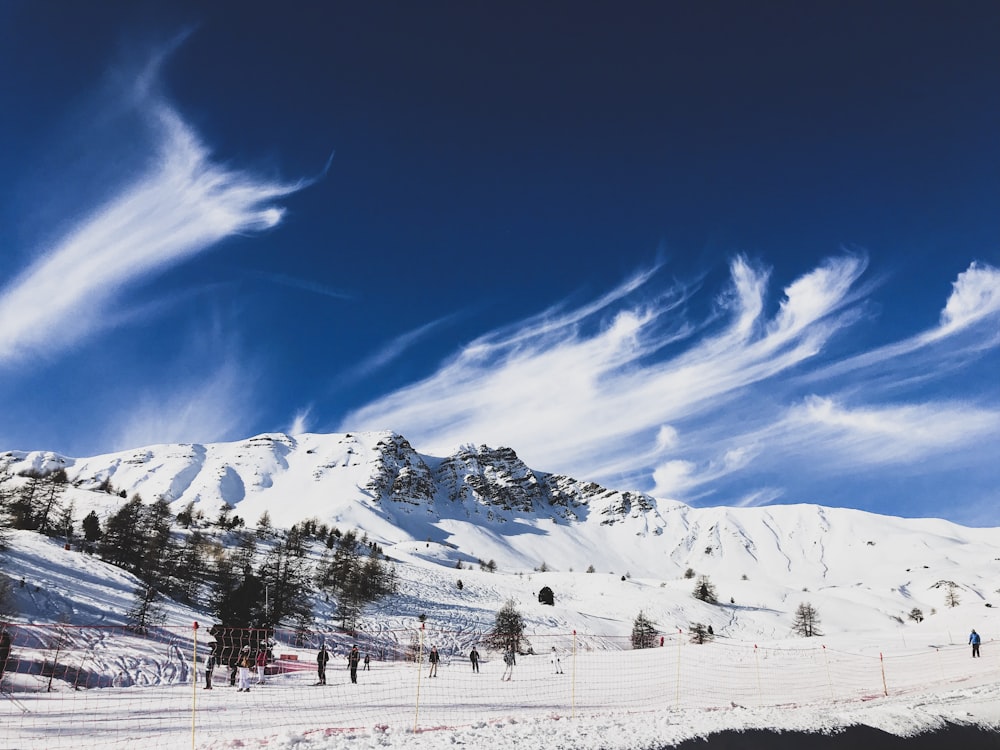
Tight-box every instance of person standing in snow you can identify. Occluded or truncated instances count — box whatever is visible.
[317,645,329,685]
[363,652,370,671]
[255,648,267,684]
[204,642,217,689]
[428,646,440,677]
[348,645,361,683]
[970,629,982,658]
[550,646,563,674]
[0,630,11,684]
[501,648,515,681]
[236,646,253,692]
[469,646,480,673]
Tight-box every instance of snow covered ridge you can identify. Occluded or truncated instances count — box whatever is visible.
[3,429,1000,623]
[0,431,664,531]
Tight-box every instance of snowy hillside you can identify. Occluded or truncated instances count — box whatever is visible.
[3,430,1000,645]
[3,425,1000,749]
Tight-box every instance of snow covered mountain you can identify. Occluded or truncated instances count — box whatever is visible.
[3,430,1000,643]
[4,430,1000,748]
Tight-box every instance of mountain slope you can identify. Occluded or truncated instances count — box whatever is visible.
[2,430,999,643]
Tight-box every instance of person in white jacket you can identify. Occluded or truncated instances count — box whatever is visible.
[550,646,563,674]
[236,646,253,692]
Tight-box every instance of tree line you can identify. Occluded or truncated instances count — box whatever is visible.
[0,468,396,633]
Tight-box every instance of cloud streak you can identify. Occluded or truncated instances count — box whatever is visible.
[342,256,1000,515]
[0,71,303,365]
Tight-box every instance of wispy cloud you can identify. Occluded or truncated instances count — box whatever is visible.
[249,271,353,301]
[287,407,313,436]
[342,255,1000,513]
[0,51,304,366]
[805,261,1000,381]
[108,350,257,452]
[332,313,462,388]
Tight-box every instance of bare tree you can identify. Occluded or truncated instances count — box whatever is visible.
[945,584,961,608]
[791,602,822,637]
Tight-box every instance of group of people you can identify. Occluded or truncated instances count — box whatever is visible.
[196,629,996,694]
[317,644,367,685]
[203,643,269,691]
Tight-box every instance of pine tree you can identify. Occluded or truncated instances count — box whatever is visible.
[81,511,101,543]
[258,525,313,626]
[99,494,145,572]
[692,574,718,603]
[631,611,658,649]
[689,622,715,644]
[485,599,527,654]
[127,585,165,634]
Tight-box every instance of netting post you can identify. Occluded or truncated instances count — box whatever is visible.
[192,621,199,750]
[571,629,577,719]
[752,644,763,705]
[822,644,833,701]
[674,629,682,708]
[879,651,888,696]
[413,623,424,733]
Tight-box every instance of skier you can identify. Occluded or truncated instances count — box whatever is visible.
[469,646,480,673]
[501,648,514,681]
[428,646,440,677]
[970,629,982,658]
[551,646,563,674]
[317,645,329,685]
[348,645,361,683]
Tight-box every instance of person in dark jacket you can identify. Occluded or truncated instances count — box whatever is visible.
[348,645,361,683]
[0,630,11,683]
[428,646,440,677]
[317,646,330,685]
[469,646,480,673]
[970,629,982,658]
[204,642,217,689]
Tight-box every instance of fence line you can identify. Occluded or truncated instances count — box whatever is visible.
[0,622,994,748]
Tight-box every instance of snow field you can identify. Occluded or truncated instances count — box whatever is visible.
[2,623,999,750]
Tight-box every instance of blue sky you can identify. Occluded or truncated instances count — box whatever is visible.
[1,1,998,525]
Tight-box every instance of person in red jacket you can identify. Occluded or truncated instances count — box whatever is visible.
[255,648,267,684]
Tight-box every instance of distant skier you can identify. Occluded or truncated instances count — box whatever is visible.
[469,646,480,673]
[363,652,371,671]
[348,645,361,683]
[969,629,981,658]
[428,646,440,677]
[550,646,563,674]
[317,646,329,685]
[204,643,217,689]
[501,648,514,681]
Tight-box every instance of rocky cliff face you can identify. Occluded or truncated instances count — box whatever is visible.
[365,434,435,507]
[364,437,652,526]
[2,430,660,532]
